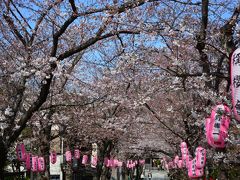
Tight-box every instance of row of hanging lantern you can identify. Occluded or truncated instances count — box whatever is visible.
[16,143,145,172]
[205,47,240,148]
[161,142,206,179]
[159,49,240,177]
[16,143,46,172]
[103,158,145,169]
[16,144,97,172]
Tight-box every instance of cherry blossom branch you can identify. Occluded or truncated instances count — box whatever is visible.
[58,30,140,60]
[3,14,27,47]
[40,95,107,111]
[30,0,64,44]
[143,103,185,140]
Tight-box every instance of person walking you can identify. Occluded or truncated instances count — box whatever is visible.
[148,171,152,180]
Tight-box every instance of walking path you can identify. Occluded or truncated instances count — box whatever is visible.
[143,169,169,180]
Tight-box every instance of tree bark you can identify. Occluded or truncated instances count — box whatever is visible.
[0,139,8,179]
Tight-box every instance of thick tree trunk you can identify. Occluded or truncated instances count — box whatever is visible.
[40,125,52,179]
[0,139,8,179]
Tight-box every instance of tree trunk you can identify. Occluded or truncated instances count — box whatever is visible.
[0,139,8,179]
[40,125,52,179]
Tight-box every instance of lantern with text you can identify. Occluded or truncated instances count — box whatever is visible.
[231,48,240,121]
[188,159,204,178]
[38,157,45,172]
[31,156,38,172]
[16,143,26,161]
[25,153,32,171]
[208,104,230,148]
[195,147,206,169]
[50,151,57,164]
[205,117,214,146]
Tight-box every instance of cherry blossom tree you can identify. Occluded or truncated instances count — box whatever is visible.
[1,0,240,179]
[0,0,172,175]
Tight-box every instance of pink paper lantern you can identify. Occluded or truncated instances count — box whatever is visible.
[16,143,26,161]
[188,159,204,178]
[177,159,183,168]
[31,156,38,172]
[104,157,109,166]
[231,48,240,122]
[195,147,206,169]
[126,160,130,168]
[126,160,135,169]
[91,156,98,167]
[82,155,88,165]
[132,162,136,168]
[50,151,57,164]
[174,156,179,165]
[25,153,31,171]
[205,117,214,146]
[139,160,145,165]
[208,104,231,148]
[109,159,115,168]
[74,149,80,159]
[180,142,189,159]
[182,155,191,168]
[113,159,119,167]
[65,150,72,162]
[106,159,111,167]
[38,157,45,172]
[180,142,188,149]
[118,161,123,167]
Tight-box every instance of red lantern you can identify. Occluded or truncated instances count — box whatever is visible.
[231,48,240,121]
[16,143,26,161]
[38,157,45,172]
[50,151,57,164]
